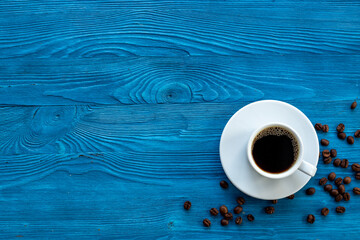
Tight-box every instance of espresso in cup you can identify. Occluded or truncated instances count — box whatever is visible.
[251,126,300,173]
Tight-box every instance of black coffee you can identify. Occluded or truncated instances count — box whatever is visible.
[252,126,299,173]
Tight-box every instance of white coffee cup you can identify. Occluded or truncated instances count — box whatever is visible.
[247,122,317,179]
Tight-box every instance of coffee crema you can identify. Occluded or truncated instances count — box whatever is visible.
[251,126,299,173]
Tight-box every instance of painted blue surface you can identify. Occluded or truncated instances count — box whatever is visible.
[0,0,360,239]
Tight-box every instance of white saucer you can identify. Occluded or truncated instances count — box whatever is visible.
[219,100,319,200]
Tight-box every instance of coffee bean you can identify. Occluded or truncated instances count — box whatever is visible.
[351,101,357,109]
[203,218,211,227]
[315,123,322,131]
[233,206,243,214]
[321,207,329,216]
[184,201,191,210]
[210,208,219,216]
[335,194,343,202]
[235,216,242,225]
[341,159,349,168]
[328,172,336,181]
[355,130,360,138]
[338,184,345,194]
[323,157,332,164]
[265,206,275,214]
[324,184,333,192]
[338,132,346,140]
[352,163,360,172]
[221,219,229,226]
[330,149,337,158]
[335,177,343,186]
[319,177,328,185]
[220,180,229,189]
[330,189,339,197]
[271,200,278,204]
[353,187,360,195]
[219,205,228,215]
[247,214,255,221]
[224,212,233,220]
[307,214,315,224]
[336,206,346,213]
[356,172,360,180]
[322,150,330,158]
[336,123,345,133]
[236,197,245,205]
[287,194,295,199]
[333,158,341,167]
[347,136,355,144]
[306,187,316,195]
[322,124,329,133]
[343,192,350,201]
[343,177,351,184]
[321,139,329,146]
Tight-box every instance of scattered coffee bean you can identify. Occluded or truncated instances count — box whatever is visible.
[353,187,360,195]
[336,206,346,213]
[355,172,360,180]
[307,214,315,224]
[335,177,343,186]
[287,194,295,199]
[328,172,336,181]
[319,177,328,185]
[220,205,228,215]
[220,180,229,189]
[265,206,275,214]
[335,194,343,202]
[324,184,333,192]
[247,214,255,222]
[210,208,219,216]
[235,216,242,225]
[321,207,329,216]
[321,139,330,146]
[338,132,346,140]
[343,192,350,201]
[315,123,323,131]
[352,163,360,172]
[233,206,243,214]
[330,189,339,197]
[336,123,345,133]
[323,157,332,164]
[203,218,211,227]
[236,197,245,205]
[322,124,329,133]
[221,219,229,226]
[341,159,349,168]
[224,212,233,220]
[338,184,345,194]
[333,158,341,167]
[306,187,316,195]
[322,150,330,158]
[330,149,337,158]
[355,130,360,138]
[351,101,357,109]
[184,201,191,210]
[347,136,355,144]
[271,200,278,204]
[343,176,351,184]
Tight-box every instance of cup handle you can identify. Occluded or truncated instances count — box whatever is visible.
[298,161,317,177]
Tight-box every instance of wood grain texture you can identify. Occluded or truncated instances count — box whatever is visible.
[0,56,359,105]
[0,1,360,57]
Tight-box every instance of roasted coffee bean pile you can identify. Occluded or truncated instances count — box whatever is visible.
[184,101,359,227]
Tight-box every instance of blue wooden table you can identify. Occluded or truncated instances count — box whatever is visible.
[0,0,360,239]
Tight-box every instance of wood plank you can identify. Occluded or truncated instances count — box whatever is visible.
[0,4,359,57]
[0,56,359,105]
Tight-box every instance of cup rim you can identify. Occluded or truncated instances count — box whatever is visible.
[247,122,303,179]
